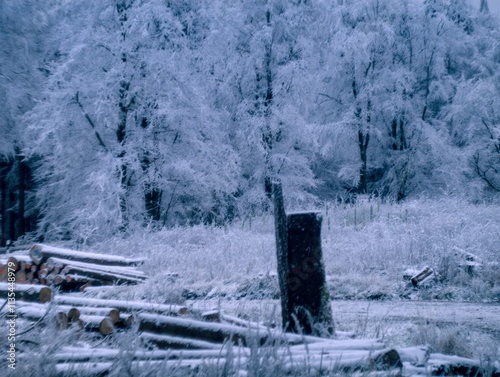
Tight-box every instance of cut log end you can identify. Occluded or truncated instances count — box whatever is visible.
[99,317,115,336]
[39,287,52,303]
[67,308,80,322]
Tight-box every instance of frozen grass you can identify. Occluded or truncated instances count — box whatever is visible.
[4,198,495,375]
[89,197,500,303]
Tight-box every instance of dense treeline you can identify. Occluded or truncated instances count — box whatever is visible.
[0,0,499,243]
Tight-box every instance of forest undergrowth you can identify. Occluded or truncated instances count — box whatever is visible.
[85,197,500,304]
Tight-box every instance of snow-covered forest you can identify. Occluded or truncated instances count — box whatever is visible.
[1,0,499,243]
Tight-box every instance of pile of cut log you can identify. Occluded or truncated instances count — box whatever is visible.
[2,293,498,376]
[0,243,145,291]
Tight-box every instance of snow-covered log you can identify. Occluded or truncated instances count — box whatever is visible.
[140,332,224,350]
[59,305,121,324]
[221,313,268,331]
[51,346,247,362]
[410,266,434,287]
[53,359,219,377]
[2,303,68,329]
[201,310,221,322]
[138,313,344,347]
[288,338,385,353]
[47,257,146,279]
[60,265,144,285]
[50,347,401,376]
[53,295,188,315]
[282,348,402,373]
[138,313,256,345]
[0,283,52,303]
[428,353,499,377]
[30,244,144,266]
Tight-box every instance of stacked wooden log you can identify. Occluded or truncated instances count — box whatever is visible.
[44,343,405,376]
[4,294,497,377]
[0,294,189,335]
[0,244,145,291]
[54,296,188,335]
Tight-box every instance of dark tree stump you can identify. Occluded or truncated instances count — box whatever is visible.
[286,212,334,337]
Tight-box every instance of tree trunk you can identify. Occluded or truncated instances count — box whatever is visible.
[144,184,162,223]
[480,0,490,13]
[117,77,130,231]
[0,161,8,247]
[8,190,16,242]
[272,182,289,331]
[17,153,26,237]
[286,212,334,337]
[358,131,369,194]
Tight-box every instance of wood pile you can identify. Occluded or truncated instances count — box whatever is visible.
[2,243,497,376]
[3,294,498,376]
[0,243,145,291]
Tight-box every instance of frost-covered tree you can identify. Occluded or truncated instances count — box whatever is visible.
[23,0,239,240]
[0,0,59,243]
[1,0,499,244]
[202,0,321,211]
[317,0,490,200]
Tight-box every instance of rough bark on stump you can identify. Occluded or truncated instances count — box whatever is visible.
[286,212,334,337]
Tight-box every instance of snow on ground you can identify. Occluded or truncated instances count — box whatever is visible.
[1,198,498,374]
[79,198,500,361]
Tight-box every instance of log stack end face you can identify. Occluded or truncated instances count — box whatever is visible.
[30,245,43,265]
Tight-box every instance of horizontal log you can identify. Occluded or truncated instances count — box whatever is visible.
[47,257,146,279]
[61,265,144,285]
[52,348,401,377]
[52,346,244,362]
[58,305,121,324]
[201,310,221,322]
[138,313,327,347]
[281,348,402,373]
[54,296,188,316]
[53,359,219,377]
[140,332,224,350]
[0,283,52,303]
[138,313,260,346]
[4,304,68,330]
[288,339,386,353]
[81,285,117,293]
[30,244,145,266]
[428,353,499,377]
[411,266,434,287]
[221,313,268,331]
